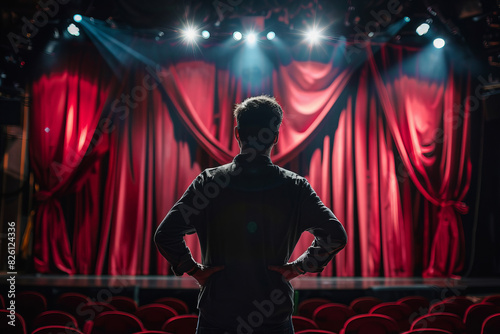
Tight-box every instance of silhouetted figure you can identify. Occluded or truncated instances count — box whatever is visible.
[155,95,347,334]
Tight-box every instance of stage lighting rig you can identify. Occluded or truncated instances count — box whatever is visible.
[233,31,243,41]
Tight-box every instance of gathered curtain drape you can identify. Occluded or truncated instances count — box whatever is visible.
[30,35,471,276]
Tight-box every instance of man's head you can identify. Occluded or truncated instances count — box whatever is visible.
[233,95,283,152]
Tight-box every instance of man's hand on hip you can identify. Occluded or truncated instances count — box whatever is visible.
[187,263,224,287]
[268,263,305,281]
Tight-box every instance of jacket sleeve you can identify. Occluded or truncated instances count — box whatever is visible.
[293,178,347,273]
[154,174,205,276]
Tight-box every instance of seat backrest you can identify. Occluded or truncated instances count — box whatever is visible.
[109,296,138,313]
[32,325,84,334]
[75,302,117,328]
[33,310,79,330]
[0,309,26,334]
[161,315,198,334]
[56,292,91,315]
[481,313,500,334]
[343,314,399,334]
[442,296,474,308]
[292,315,319,331]
[429,301,469,318]
[350,297,383,314]
[154,297,189,315]
[90,311,145,334]
[17,291,48,325]
[298,298,332,318]
[313,303,355,333]
[370,302,412,331]
[411,312,465,333]
[482,296,500,307]
[398,296,430,316]
[464,303,499,334]
[135,303,178,330]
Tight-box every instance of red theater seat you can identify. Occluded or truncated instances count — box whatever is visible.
[32,325,84,334]
[108,296,138,314]
[313,303,355,333]
[481,313,500,334]
[340,314,399,334]
[135,303,178,330]
[298,298,332,319]
[56,292,91,316]
[402,330,453,334]
[88,311,145,334]
[464,303,499,334]
[370,302,413,331]
[161,315,198,334]
[154,297,189,315]
[429,301,470,318]
[296,331,337,334]
[482,295,500,307]
[292,316,319,331]
[411,312,466,334]
[350,297,383,314]
[398,296,430,315]
[33,310,79,330]
[75,302,117,328]
[17,291,47,326]
[0,309,26,334]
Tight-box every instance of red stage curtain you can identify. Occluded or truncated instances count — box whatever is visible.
[30,48,113,274]
[30,39,471,276]
[368,46,471,277]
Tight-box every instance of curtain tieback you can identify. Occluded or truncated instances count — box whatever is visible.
[35,190,54,202]
[439,200,469,215]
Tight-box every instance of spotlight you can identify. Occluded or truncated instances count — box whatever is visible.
[182,26,197,43]
[233,31,242,41]
[306,27,323,44]
[73,14,82,23]
[201,30,210,39]
[404,16,411,22]
[67,23,80,36]
[266,31,276,40]
[246,32,257,45]
[433,38,445,48]
[416,22,430,36]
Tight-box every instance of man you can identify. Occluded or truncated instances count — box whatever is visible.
[154,95,347,334]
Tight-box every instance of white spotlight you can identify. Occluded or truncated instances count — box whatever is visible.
[246,32,257,45]
[67,23,80,36]
[73,14,82,23]
[233,31,242,41]
[266,31,276,40]
[182,26,197,43]
[306,27,322,44]
[416,23,430,36]
[433,38,445,49]
[201,30,210,39]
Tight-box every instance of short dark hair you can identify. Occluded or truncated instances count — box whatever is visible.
[233,95,283,148]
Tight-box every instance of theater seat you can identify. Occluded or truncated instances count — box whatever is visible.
[298,298,332,319]
[370,302,413,331]
[481,313,500,334]
[154,297,189,315]
[0,309,26,334]
[161,315,198,334]
[88,311,145,334]
[33,310,79,331]
[135,303,178,330]
[464,303,499,334]
[350,297,383,314]
[340,314,399,334]
[313,303,355,333]
[108,296,138,314]
[411,312,465,334]
[32,325,84,334]
[292,315,319,331]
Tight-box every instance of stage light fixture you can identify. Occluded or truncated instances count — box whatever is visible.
[201,30,210,39]
[73,14,83,23]
[182,26,198,43]
[67,23,80,36]
[404,16,411,22]
[433,38,445,48]
[416,22,430,36]
[306,27,322,44]
[233,31,242,41]
[267,31,276,40]
[246,32,257,45]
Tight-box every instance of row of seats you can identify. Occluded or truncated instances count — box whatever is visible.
[294,295,500,334]
[3,292,500,333]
